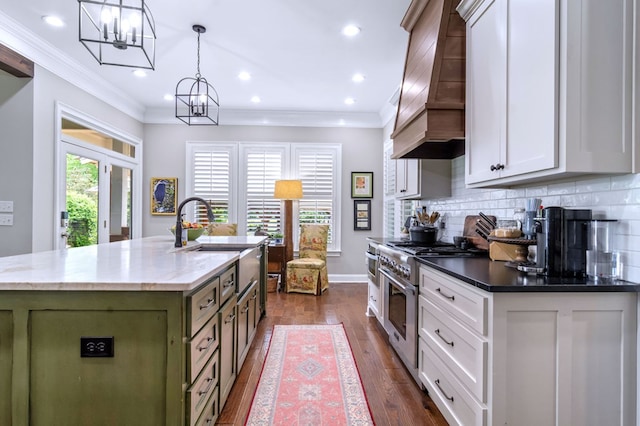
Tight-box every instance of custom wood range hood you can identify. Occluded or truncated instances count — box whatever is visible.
[391,0,465,159]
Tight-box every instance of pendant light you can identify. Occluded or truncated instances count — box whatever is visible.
[78,0,156,69]
[175,25,220,126]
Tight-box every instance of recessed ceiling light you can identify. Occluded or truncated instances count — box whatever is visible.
[338,119,346,126]
[251,96,261,103]
[132,69,147,77]
[342,25,361,37]
[163,94,174,101]
[238,71,251,81]
[352,73,365,83]
[344,97,356,105]
[42,15,64,27]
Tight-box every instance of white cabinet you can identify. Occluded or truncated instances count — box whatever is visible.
[366,277,381,321]
[459,0,634,187]
[395,159,451,200]
[418,266,489,425]
[418,264,637,425]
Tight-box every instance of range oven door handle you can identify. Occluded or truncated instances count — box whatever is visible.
[364,251,378,261]
[380,269,415,296]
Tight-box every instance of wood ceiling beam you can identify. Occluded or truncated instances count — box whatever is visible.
[0,43,34,78]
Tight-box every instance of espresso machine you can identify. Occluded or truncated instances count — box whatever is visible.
[536,207,592,277]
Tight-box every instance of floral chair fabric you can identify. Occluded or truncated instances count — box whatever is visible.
[286,224,329,295]
[206,223,238,236]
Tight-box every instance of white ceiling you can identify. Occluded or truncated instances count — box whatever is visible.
[0,0,410,127]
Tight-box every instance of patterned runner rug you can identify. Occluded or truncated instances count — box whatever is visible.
[245,324,375,425]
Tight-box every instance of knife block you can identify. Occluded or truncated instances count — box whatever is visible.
[463,215,495,250]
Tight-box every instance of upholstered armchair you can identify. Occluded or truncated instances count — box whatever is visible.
[206,223,238,236]
[285,224,329,295]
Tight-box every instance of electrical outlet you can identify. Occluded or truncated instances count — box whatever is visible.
[0,214,13,226]
[80,336,114,358]
[0,201,12,212]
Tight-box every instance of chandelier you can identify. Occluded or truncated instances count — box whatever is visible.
[78,0,156,69]
[175,25,220,126]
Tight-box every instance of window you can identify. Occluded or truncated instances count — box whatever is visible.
[240,145,286,235]
[186,142,341,252]
[293,145,340,247]
[383,141,396,237]
[188,144,236,223]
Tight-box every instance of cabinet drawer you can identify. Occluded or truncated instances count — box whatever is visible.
[186,349,218,426]
[187,314,219,384]
[195,385,219,426]
[219,266,236,307]
[419,338,486,426]
[367,279,380,318]
[420,266,488,335]
[187,276,220,338]
[419,295,487,402]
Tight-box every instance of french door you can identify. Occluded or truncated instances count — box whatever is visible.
[58,142,135,248]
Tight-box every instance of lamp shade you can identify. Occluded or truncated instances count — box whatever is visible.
[274,180,303,200]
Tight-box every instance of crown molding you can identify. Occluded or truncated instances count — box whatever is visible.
[144,107,384,128]
[0,10,393,129]
[0,10,145,121]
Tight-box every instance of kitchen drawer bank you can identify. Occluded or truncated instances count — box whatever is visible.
[418,262,637,426]
[0,235,268,426]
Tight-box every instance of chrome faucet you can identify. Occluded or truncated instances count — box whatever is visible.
[174,197,215,247]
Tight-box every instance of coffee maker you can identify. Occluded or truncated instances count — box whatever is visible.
[536,207,592,277]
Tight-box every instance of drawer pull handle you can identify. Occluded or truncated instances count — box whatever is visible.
[223,279,234,288]
[225,313,236,323]
[197,377,214,397]
[251,293,258,300]
[435,329,454,347]
[197,336,216,352]
[199,298,215,310]
[241,305,250,314]
[436,287,455,301]
[435,379,454,402]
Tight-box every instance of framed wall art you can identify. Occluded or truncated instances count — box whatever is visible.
[354,200,371,231]
[151,177,177,215]
[351,171,373,198]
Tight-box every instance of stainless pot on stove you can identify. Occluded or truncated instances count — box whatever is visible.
[409,225,438,244]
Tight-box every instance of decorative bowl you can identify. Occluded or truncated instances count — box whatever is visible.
[170,227,205,241]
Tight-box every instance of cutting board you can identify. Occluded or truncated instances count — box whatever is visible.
[463,214,496,250]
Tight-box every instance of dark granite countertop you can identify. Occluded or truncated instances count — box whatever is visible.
[418,257,640,292]
[366,237,640,293]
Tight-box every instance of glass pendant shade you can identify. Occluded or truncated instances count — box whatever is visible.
[175,24,220,126]
[78,0,156,69]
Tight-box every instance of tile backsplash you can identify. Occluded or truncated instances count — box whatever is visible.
[418,157,640,283]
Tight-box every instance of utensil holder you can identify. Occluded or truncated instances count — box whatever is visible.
[523,211,538,239]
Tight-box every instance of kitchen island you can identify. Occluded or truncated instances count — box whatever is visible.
[0,235,268,426]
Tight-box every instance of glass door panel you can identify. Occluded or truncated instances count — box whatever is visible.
[65,153,99,248]
[109,164,132,242]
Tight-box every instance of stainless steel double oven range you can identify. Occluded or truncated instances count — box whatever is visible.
[378,240,486,385]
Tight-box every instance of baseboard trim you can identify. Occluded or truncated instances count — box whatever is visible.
[328,274,367,283]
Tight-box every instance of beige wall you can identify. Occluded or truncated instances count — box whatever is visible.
[0,72,34,256]
[31,66,143,252]
[143,123,384,277]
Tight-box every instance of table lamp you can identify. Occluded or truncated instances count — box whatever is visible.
[274,180,303,263]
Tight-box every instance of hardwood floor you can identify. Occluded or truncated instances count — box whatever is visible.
[216,283,448,425]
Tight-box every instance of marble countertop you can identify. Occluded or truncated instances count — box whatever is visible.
[0,235,267,292]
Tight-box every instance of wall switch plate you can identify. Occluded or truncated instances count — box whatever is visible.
[0,201,12,213]
[80,336,114,357]
[0,214,13,226]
